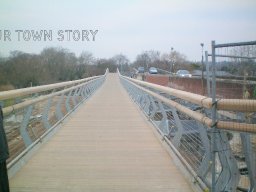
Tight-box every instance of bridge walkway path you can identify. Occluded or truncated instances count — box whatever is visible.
[10,73,192,192]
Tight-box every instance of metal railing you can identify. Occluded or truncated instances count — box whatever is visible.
[119,71,256,192]
[1,69,108,171]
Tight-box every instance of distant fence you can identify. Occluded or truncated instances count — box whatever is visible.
[145,74,169,86]
[168,77,256,99]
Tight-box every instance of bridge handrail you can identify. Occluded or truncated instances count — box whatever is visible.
[119,73,256,133]
[118,69,256,191]
[5,69,108,172]
[121,75,256,112]
[0,71,107,101]
[2,77,98,115]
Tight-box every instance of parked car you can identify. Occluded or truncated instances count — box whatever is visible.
[149,67,158,74]
[176,70,192,77]
[138,67,145,73]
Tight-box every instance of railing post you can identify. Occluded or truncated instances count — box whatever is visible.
[143,95,151,115]
[56,92,64,120]
[148,96,157,119]
[89,82,94,94]
[72,88,79,107]
[196,122,211,181]
[214,131,240,191]
[157,100,169,135]
[136,89,142,105]
[80,85,86,99]
[42,98,52,129]
[75,87,81,104]
[128,83,135,99]
[84,85,90,99]
[132,87,138,100]
[205,51,211,97]
[65,90,73,112]
[170,106,184,148]
[139,93,146,109]
[211,40,217,192]
[240,133,256,191]
[20,105,33,147]
[87,85,91,96]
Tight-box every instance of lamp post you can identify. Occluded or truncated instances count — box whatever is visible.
[170,47,174,74]
[200,43,205,95]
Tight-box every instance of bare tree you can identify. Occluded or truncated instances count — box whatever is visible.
[112,54,129,73]
[168,50,188,72]
[229,46,256,76]
[78,51,95,65]
[133,50,160,70]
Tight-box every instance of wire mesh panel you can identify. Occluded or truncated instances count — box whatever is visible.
[210,41,256,192]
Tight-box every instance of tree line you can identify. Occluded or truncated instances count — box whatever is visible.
[0,46,255,91]
[0,48,129,91]
[0,48,194,91]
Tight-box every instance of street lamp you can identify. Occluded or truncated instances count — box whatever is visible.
[200,43,205,95]
[170,47,174,74]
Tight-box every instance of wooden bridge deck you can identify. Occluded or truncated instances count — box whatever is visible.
[10,73,193,192]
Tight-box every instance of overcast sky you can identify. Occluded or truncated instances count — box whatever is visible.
[0,0,256,61]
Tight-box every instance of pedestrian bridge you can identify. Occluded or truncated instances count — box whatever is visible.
[1,71,255,192]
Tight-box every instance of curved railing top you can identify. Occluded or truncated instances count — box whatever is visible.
[118,69,255,191]
[1,69,108,115]
[0,69,109,101]
[4,69,107,171]
[118,71,256,133]
[118,71,256,112]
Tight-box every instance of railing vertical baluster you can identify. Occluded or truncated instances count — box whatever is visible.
[56,92,64,120]
[65,90,73,112]
[42,98,52,129]
[20,105,33,147]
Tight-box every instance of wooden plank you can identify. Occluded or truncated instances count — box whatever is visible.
[10,74,193,192]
